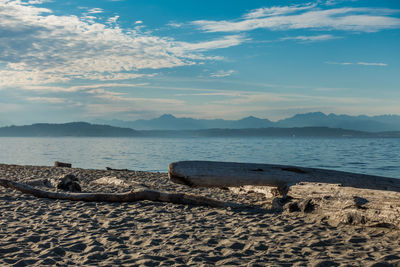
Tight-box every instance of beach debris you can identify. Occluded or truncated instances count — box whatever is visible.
[106,167,130,171]
[92,176,149,190]
[229,185,277,198]
[353,196,369,209]
[0,178,241,208]
[19,175,82,192]
[54,161,72,168]
[231,182,400,229]
[22,178,53,188]
[286,198,315,213]
[168,161,400,197]
[271,197,284,211]
[54,174,81,192]
[299,198,315,213]
[93,176,130,187]
[286,201,301,212]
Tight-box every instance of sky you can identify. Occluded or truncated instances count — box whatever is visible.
[0,0,399,125]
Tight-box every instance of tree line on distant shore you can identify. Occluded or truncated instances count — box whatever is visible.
[0,122,399,138]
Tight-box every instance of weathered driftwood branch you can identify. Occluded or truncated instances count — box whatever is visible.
[0,178,238,208]
[169,161,400,196]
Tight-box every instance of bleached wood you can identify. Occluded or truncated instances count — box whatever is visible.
[231,183,400,229]
[92,176,130,187]
[168,161,400,193]
[0,178,238,208]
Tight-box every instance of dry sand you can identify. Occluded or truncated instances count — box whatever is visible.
[0,163,399,266]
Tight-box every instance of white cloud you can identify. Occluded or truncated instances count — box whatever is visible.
[193,5,400,33]
[0,1,245,88]
[357,62,387,66]
[27,97,66,104]
[15,83,400,120]
[167,22,183,28]
[210,70,235,78]
[176,35,247,52]
[23,82,148,92]
[84,89,185,117]
[325,0,359,6]
[162,88,400,120]
[178,89,398,120]
[167,87,377,107]
[176,92,241,97]
[280,34,337,42]
[107,15,119,24]
[26,0,52,4]
[211,92,293,105]
[134,20,143,24]
[326,61,387,66]
[244,3,317,18]
[87,8,103,14]
[85,88,184,105]
[95,95,184,105]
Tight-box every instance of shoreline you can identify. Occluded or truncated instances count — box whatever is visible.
[1,163,399,266]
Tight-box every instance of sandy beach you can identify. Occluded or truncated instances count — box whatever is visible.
[0,163,399,266]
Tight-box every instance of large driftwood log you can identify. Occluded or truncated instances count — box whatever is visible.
[231,183,400,229]
[0,178,238,208]
[169,161,400,196]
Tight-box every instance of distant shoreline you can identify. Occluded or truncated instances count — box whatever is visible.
[1,122,400,138]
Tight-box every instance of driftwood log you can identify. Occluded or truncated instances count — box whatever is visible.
[0,178,238,208]
[232,183,400,229]
[54,161,72,168]
[169,161,400,228]
[169,161,400,196]
[106,167,130,171]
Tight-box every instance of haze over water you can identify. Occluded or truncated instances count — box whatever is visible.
[0,137,399,178]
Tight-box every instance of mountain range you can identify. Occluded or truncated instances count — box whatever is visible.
[93,112,400,132]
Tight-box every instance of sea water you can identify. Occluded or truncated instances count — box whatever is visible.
[0,137,399,178]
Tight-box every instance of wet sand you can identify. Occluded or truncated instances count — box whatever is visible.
[0,163,399,266]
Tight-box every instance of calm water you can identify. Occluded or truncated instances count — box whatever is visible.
[0,137,399,178]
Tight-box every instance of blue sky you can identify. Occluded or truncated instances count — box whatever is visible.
[0,0,399,125]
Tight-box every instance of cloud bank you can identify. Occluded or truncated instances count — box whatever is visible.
[0,0,244,88]
[193,3,400,33]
